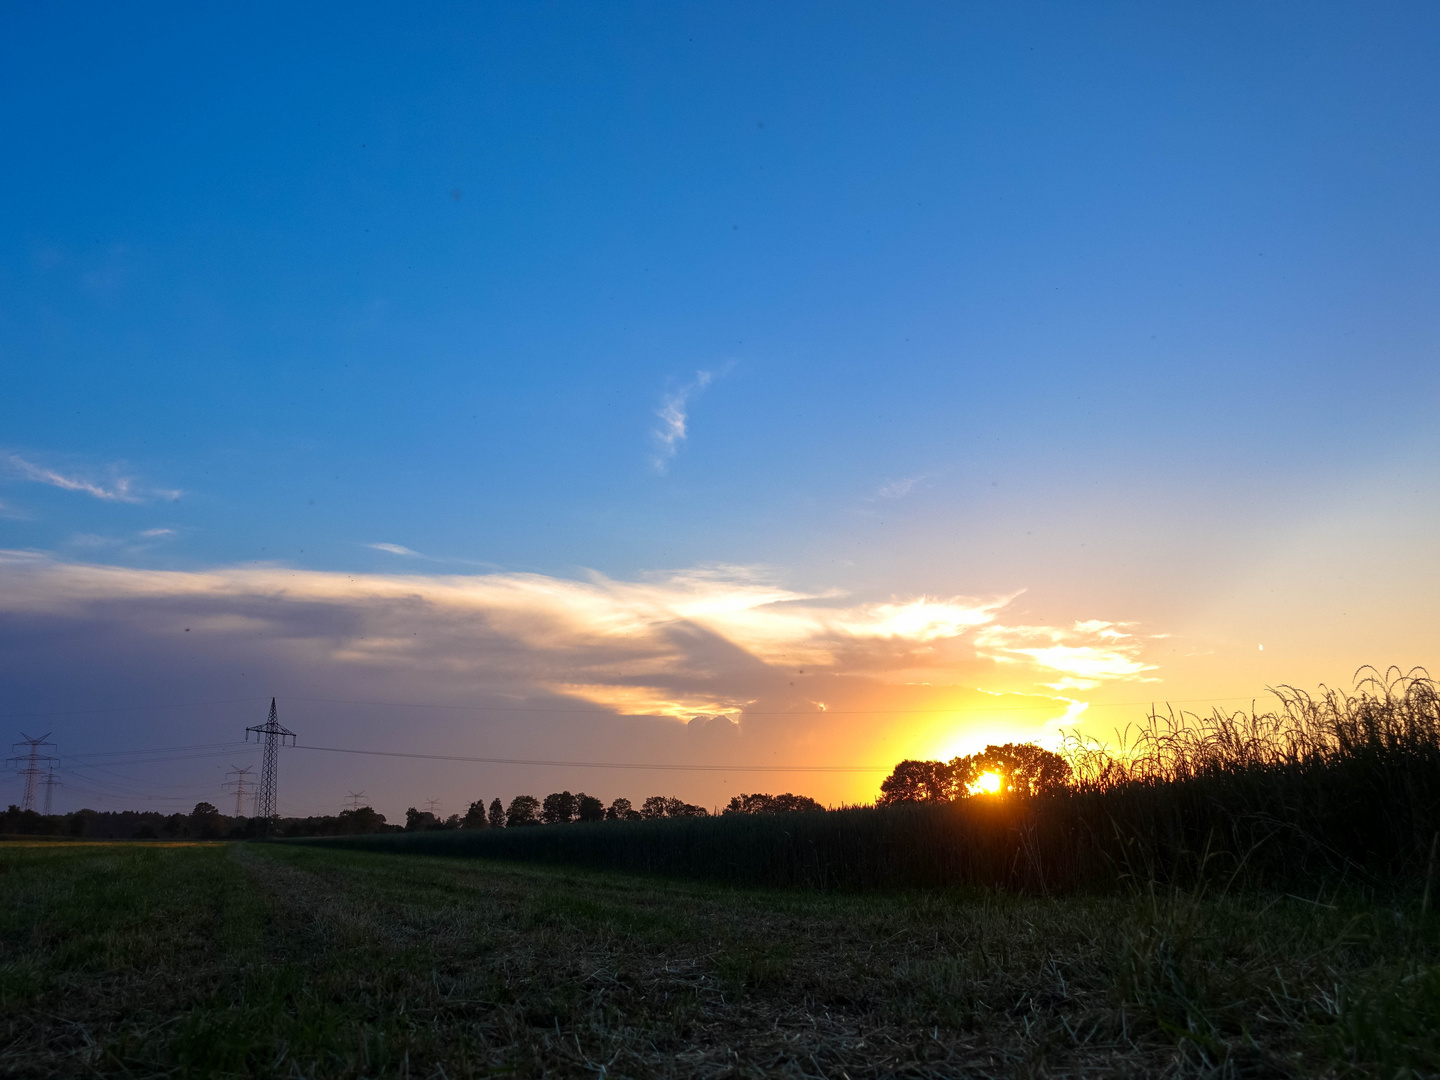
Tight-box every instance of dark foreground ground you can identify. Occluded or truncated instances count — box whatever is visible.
[2,841,1437,1078]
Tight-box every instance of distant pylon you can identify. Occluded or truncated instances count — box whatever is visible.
[224,766,255,817]
[344,790,367,812]
[424,796,442,816]
[41,767,61,815]
[7,733,57,813]
[245,700,296,831]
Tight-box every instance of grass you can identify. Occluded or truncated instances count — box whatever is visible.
[4,839,1440,1077]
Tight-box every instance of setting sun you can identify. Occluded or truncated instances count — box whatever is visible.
[970,771,1003,796]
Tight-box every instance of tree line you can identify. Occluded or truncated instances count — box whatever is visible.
[3,742,1071,843]
[0,802,397,840]
[4,745,1072,842]
[1,789,827,840]
[403,790,824,831]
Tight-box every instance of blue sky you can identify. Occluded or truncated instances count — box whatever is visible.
[3,3,1438,816]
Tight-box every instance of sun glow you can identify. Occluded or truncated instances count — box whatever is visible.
[970,771,1003,796]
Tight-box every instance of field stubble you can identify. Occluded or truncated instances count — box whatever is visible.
[2,840,1438,1078]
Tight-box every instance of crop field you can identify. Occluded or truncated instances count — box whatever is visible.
[3,839,1439,1078]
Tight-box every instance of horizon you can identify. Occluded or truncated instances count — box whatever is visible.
[3,2,1438,821]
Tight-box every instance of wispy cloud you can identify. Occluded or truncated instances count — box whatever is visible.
[974,621,1157,689]
[369,543,420,556]
[5,453,180,504]
[876,474,931,499]
[651,370,717,473]
[139,528,175,539]
[67,533,118,549]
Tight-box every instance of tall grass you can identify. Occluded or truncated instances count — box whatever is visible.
[299,668,1440,893]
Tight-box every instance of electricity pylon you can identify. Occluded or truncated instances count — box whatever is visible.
[344,790,367,812]
[7,733,57,813]
[41,767,61,815]
[223,766,255,817]
[245,699,296,832]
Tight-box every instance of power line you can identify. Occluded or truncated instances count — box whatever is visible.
[1,689,1276,726]
[294,743,892,773]
[0,697,268,722]
[64,741,251,762]
[281,692,1267,716]
[62,749,257,775]
[56,766,219,801]
[14,684,1290,807]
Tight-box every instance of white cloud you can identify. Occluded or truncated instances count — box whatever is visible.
[877,475,928,499]
[974,621,1156,689]
[369,543,420,556]
[651,370,716,473]
[5,453,179,504]
[139,528,175,539]
[67,533,117,549]
[0,556,1158,725]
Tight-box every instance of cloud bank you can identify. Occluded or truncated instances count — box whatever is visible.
[0,553,1166,811]
[0,552,1154,720]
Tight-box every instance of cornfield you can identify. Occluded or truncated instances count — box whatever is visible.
[298,667,1440,893]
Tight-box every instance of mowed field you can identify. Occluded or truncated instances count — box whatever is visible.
[3,841,1439,1078]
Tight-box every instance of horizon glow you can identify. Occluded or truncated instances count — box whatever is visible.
[2,3,1437,820]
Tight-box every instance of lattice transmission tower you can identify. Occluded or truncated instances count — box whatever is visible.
[223,766,255,817]
[245,699,296,829]
[41,768,61,815]
[7,733,57,813]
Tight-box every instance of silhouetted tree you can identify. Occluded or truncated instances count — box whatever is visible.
[506,794,541,827]
[723,792,824,814]
[878,745,1074,806]
[877,760,958,805]
[189,801,225,839]
[405,807,438,831]
[961,743,1073,797]
[605,797,639,821]
[576,793,605,822]
[488,797,505,828]
[462,800,489,828]
[641,795,708,818]
[541,791,577,824]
